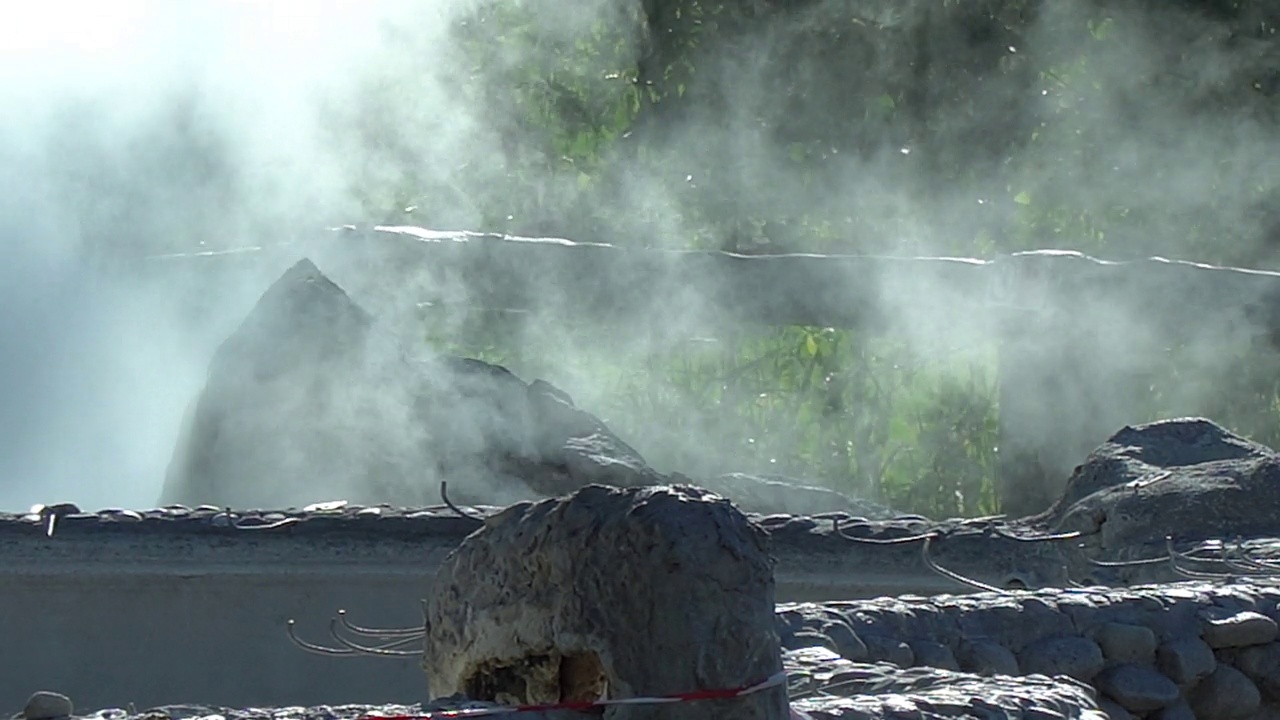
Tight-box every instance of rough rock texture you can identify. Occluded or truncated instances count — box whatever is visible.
[779,579,1280,719]
[159,259,879,516]
[1030,418,1280,558]
[783,646,1106,719]
[18,692,72,720]
[421,484,789,720]
[159,258,662,510]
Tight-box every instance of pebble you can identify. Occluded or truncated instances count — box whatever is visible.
[820,621,869,662]
[20,692,72,720]
[1232,641,1280,698]
[1156,636,1216,685]
[909,639,959,671]
[1094,664,1180,713]
[1188,664,1261,719]
[1019,636,1105,681]
[1091,621,1156,665]
[957,639,1020,676]
[861,635,914,667]
[1200,609,1279,649]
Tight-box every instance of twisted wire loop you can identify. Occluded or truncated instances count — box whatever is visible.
[207,507,303,532]
[832,517,941,546]
[223,481,485,532]
[832,518,1017,594]
[1165,537,1236,580]
[1078,535,1280,584]
[919,536,1007,594]
[832,515,1099,594]
[339,609,425,638]
[287,609,425,658]
[234,517,301,531]
[988,526,1085,543]
[441,481,489,523]
[1234,539,1280,573]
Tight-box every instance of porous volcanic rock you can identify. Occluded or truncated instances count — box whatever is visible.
[159,259,661,510]
[421,484,789,720]
[1027,417,1280,557]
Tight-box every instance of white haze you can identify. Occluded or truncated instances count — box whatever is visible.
[0,0,1274,510]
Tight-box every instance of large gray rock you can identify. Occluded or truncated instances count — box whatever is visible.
[159,259,662,510]
[17,692,71,720]
[421,484,789,720]
[160,258,881,516]
[1029,418,1280,556]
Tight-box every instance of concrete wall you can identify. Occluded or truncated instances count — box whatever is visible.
[2,570,431,711]
[0,525,966,713]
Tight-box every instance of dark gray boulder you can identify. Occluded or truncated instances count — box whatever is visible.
[421,484,788,720]
[159,258,662,510]
[162,258,886,515]
[1028,417,1280,554]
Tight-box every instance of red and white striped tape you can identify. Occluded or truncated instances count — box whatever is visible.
[366,670,800,718]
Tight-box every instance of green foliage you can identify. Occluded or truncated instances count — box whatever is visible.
[407,0,1278,517]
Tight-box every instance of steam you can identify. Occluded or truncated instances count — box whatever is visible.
[0,0,1274,511]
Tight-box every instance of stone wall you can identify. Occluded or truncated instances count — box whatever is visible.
[780,581,1280,719]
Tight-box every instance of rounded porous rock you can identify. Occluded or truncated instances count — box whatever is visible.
[421,484,788,720]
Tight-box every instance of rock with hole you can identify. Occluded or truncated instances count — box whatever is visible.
[421,484,789,720]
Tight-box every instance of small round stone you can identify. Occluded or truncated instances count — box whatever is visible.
[1157,636,1216,685]
[1095,663,1180,713]
[1018,636,1105,681]
[1189,664,1262,719]
[21,692,72,720]
[1200,610,1279,649]
[1092,621,1157,665]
